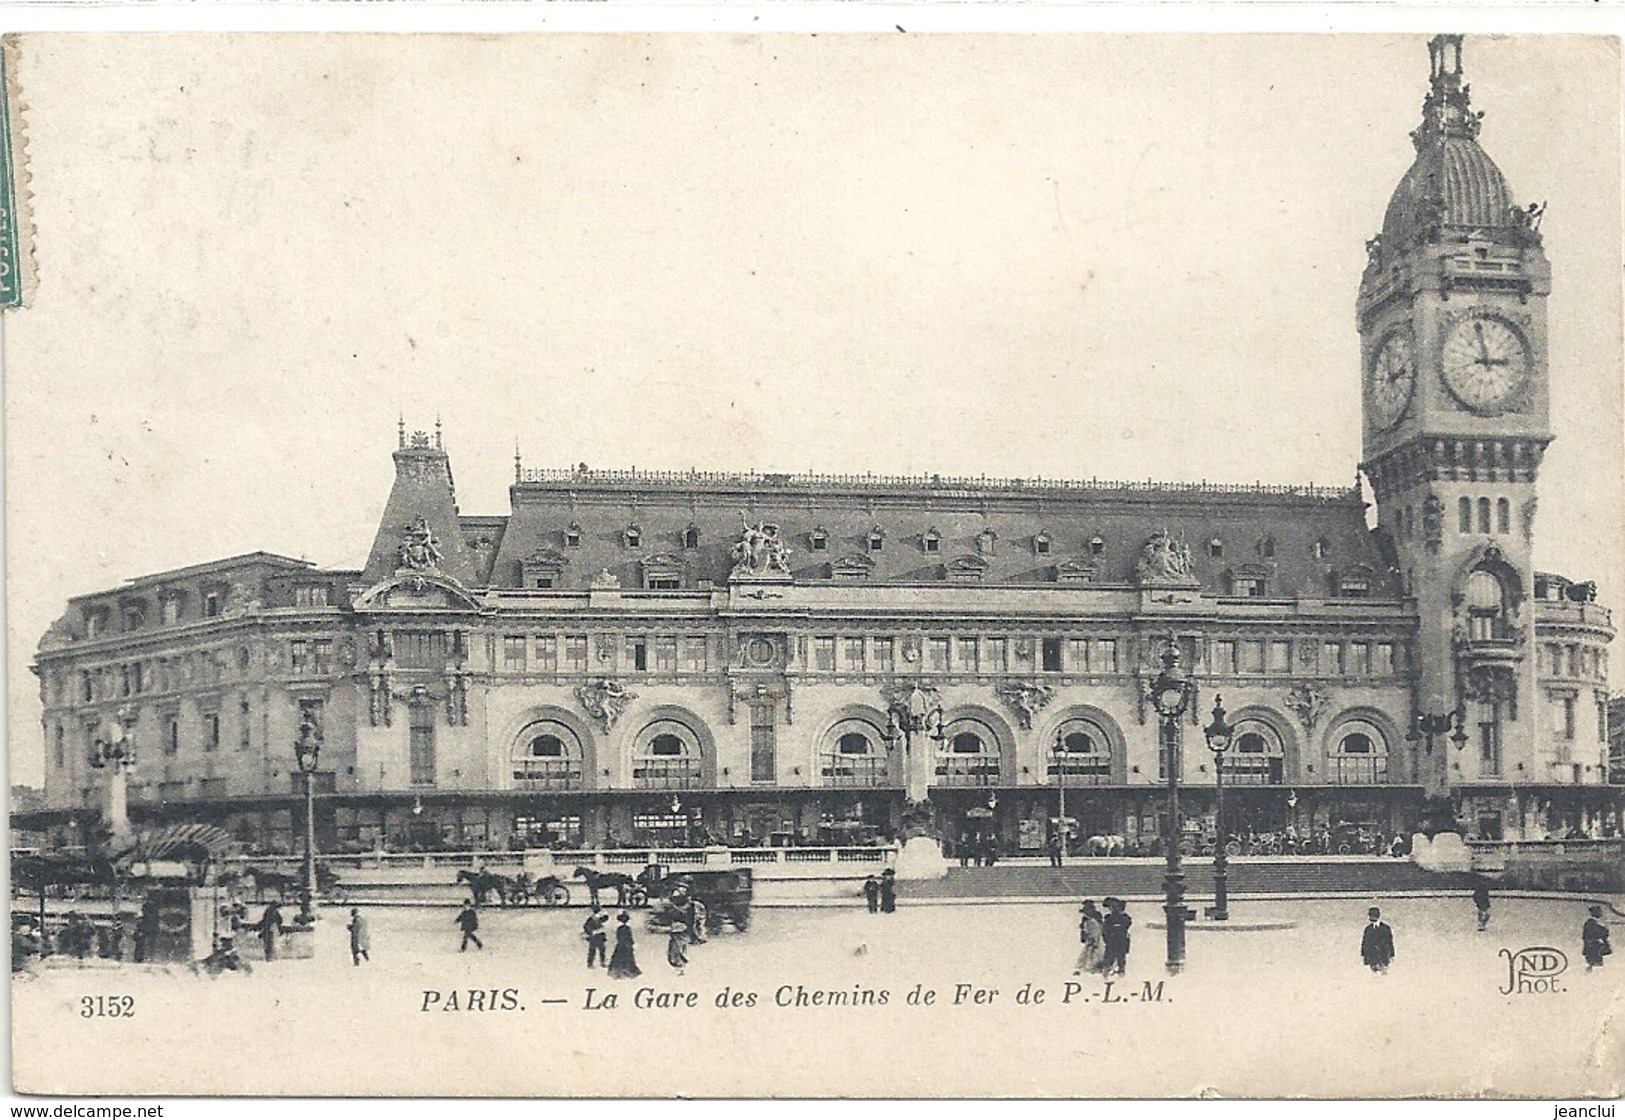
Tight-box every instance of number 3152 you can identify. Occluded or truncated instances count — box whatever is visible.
[80,995,135,1018]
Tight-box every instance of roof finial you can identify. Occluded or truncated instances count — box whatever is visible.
[1414,33,1482,150]
[514,439,523,483]
[397,414,406,449]
[434,415,443,450]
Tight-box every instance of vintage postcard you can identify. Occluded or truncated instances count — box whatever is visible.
[4,30,1622,1100]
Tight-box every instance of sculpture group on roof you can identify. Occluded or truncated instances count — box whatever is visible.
[730,515,792,580]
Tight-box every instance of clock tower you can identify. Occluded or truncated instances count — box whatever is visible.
[1358,35,1551,810]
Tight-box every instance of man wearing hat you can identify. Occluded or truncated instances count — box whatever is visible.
[1582,904,1612,970]
[1361,906,1395,973]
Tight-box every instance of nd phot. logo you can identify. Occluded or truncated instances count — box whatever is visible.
[1499,946,1568,995]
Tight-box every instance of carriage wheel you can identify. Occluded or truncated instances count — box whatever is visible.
[1337,842,1352,855]
[1225,840,1242,857]
[547,885,569,907]
[627,886,649,908]
[1177,839,1195,856]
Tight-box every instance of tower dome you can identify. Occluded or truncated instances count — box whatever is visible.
[1375,36,1533,255]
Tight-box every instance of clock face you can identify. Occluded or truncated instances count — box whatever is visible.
[1441,315,1530,412]
[1367,332,1415,430]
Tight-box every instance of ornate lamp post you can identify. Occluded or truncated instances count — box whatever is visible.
[1408,708,1470,835]
[293,711,323,920]
[1203,696,1234,921]
[1149,642,1194,973]
[1053,730,1069,866]
[88,710,139,846]
[883,684,948,805]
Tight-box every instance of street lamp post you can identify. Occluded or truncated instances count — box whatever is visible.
[1053,731,1069,867]
[1408,708,1471,835]
[293,711,323,921]
[1149,642,1194,974]
[882,684,948,805]
[1203,696,1234,922]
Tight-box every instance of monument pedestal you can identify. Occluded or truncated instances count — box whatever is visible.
[1410,831,1472,873]
[894,836,949,881]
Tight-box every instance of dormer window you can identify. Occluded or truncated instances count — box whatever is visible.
[1089,536,1105,557]
[976,528,997,555]
[1208,537,1224,559]
[84,609,107,639]
[682,525,701,550]
[521,549,567,590]
[867,527,885,552]
[810,528,828,552]
[122,605,146,631]
[1313,536,1333,560]
[294,584,330,608]
[564,523,582,548]
[159,592,183,626]
[624,525,642,549]
[1257,535,1276,559]
[641,554,685,591]
[1034,532,1051,556]
[923,529,941,554]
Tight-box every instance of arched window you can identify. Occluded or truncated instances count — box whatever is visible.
[511,720,584,789]
[633,719,704,789]
[1223,722,1285,785]
[1459,497,1472,533]
[936,720,1001,787]
[821,718,890,787]
[1477,497,1492,535]
[1330,721,1389,785]
[1051,718,1113,785]
[1465,569,1506,641]
[682,525,700,550]
[1496,498,1510,535]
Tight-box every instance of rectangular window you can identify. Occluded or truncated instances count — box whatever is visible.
[1095,640,1117,673]
[53,725,64,770]
[565,635,588,673]
[1568,646,1581,677]
[504,635,527,671]
[1458,497,1472,533]
[1374,642,1395,676]
[203,593,221,618]
[534,635,558,673]
[119,664,132,697]
[311,640,331,675]
[1322,642,1344,675]
[1239,641,1265,675]
[396,631,448,669]
[1212,640,1235,675]
[1234,577,1266,598]
[984,638,1008,674]
[814,636,837,672]
[682,636,708,674]
[1348,642,1371,676]
[1269,640,1292,674]
[290,640,308,675]
[409,703,436,786]
[873,638,895,673]
[160,597,181,625]
[958,637,980,674]
[80,671,92,703]
[239,696,252,751]
[750,705,776,784]
[627,637,648,672]
[1549,644,1564,676]
[1041,637,1063,672]
[1068,638,1089,673]
[654,636,678,673]
[203,712,220,753]
[295,584,330,608]
[842,637,866,673]
[1563,695,1576,740]
[164,715,180,756]
[1478,707,1502,777]
[928,637,951,673]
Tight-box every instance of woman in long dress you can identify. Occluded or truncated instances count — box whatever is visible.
[666,920,690,972]
[1074,900,1104,975]
[607,912,641,979]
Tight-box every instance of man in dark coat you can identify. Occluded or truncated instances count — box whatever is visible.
[1472,882,1492,932]
[1361,906,1395,973]
[256,902,285,962]
[456,901,483,952]
[583,907,609,969]
[1099,897,1132,977]
[1583,904,1612,970]
[862,875,881,913]
[879,868,897,913]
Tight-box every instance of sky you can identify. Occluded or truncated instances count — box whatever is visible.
[4,32,1620,787]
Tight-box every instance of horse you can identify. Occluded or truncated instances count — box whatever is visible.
[1084,834,1126,857]
[456,869,510,907]
[573,866,637,908]
[243,867,300,902]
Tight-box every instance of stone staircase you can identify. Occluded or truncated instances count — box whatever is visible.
[905,858,1478,900]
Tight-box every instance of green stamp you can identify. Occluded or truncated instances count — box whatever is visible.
[0,43,23,308]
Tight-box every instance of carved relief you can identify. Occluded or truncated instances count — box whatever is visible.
[594,634,617,663]
[1135,529,1196,585]
[445,667,472,727]
[1422,493,1444,553]
[368,668,392,727]
[1520,497,1538,543]
[900,635,922,664]
[576,679,635,733]
[730,515,793,580]
[397,517,443,573]
[996,682,1054,730]
[1284,683,1329,733]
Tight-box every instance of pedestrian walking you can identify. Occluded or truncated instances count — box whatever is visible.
[583,907,609,969]
[984,835,999,867]
[666,919,690,972]
[879,868,897,914]
[1361,906,1395,973]
[958,831,971,868]
[256,902,285,962]
[688,897,708,944]
[1582,904,1612,970]
[1472,882,1492,932]
[455,900,483,952]
[1100,897,1131,976]
[347,907,371,965]
[1074,900,1104,975]
[608,912,641,979]
[862,875,881,914]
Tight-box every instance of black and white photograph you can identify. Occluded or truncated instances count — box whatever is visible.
[3,24,1621,1101]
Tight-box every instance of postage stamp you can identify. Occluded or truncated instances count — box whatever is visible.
[4,29,1622,1101]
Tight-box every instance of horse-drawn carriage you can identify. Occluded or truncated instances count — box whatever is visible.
[456,869,572,907]
[636,865,753,933]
